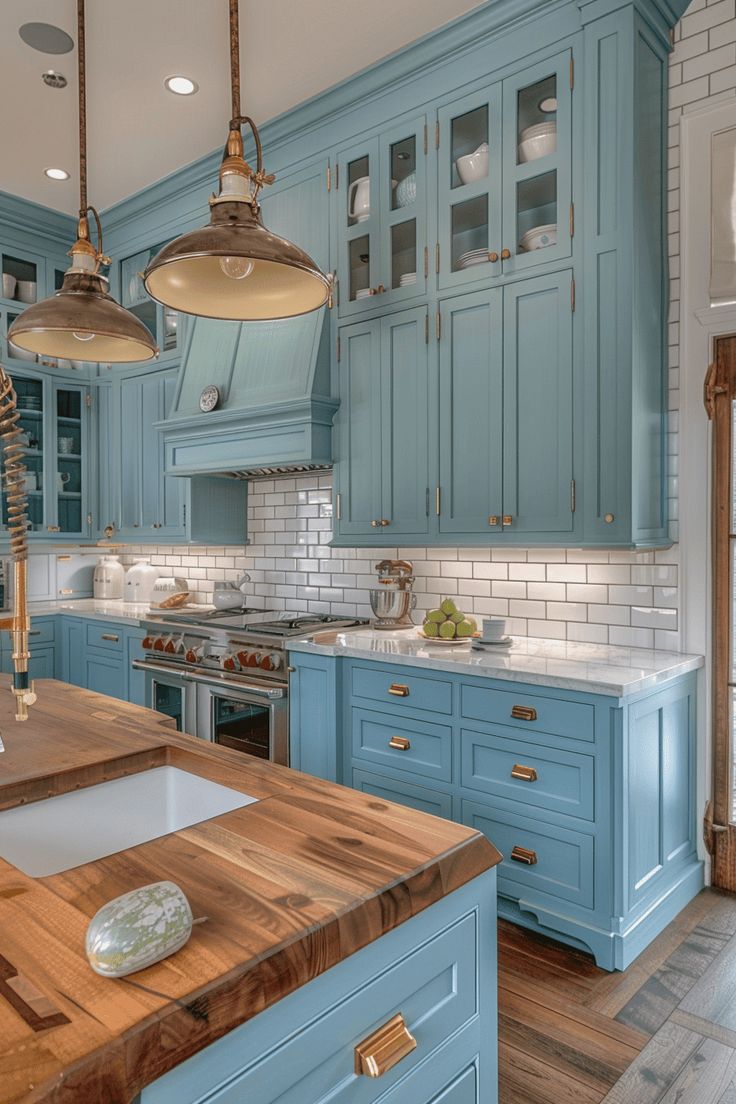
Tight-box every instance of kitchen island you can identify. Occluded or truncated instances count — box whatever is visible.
[0,678,500,1104]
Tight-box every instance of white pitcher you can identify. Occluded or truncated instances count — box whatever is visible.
[348,176,371,223]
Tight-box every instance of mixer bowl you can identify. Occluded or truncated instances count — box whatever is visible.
[369,586,416,628]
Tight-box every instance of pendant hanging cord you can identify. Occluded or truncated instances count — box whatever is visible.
[229,0,240,124]
[77,0,87,217]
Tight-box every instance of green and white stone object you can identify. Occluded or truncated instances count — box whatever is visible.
[86,881,194,977]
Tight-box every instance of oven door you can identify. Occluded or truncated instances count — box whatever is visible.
[193,674,289,765]
[132,660,198,736]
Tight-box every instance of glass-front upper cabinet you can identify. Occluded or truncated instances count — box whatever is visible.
[3,375,45,535]
[52,382,89,537]
[336,114,428,316]
[120,244,179,358]
[437,49,572,288]
[501,51,572,276]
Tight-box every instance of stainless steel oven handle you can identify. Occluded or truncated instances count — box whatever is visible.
[131,659,194,681]
[185,669,287,698]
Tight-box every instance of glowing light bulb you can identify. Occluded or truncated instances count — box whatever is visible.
[219,256,254,280]
[73,331,95,342]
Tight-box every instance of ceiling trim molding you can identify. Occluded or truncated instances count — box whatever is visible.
[0,190,76,247]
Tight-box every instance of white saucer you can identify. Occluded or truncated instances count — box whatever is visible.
[472,636,512,649]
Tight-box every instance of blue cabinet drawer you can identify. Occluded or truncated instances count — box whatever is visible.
[353,768,453,820]
[460,682,594,743]
[350,663,453,716]
[153,908,478,1104]
[463,799,594,909]
[29,617,56,645]
[460,729,594,820]
[352,707,452,782]
[85,622,124,653]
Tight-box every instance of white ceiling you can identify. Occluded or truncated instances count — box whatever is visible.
[1,0,486,217]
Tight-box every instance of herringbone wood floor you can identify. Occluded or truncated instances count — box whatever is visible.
[499,888,736,1103]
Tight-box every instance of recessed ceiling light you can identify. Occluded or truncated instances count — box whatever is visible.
[44,168,70,181]
[19,22,74,55]
[165,75,199,96]
[42,69,67,89]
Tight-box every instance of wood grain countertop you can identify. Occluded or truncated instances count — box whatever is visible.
[0,678,500,1104]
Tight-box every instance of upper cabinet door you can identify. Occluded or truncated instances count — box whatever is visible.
[437,84,503,291]
[333,319,383,536]
[437,289,504,535]
[380,307,430,537]
[260,157,330,273]
[378,116,428,308]
[500,50,573,278]
[336,137,381,317]
[52,382,90,538]
[502,270,574,536]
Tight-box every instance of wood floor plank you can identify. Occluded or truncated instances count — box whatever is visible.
[679,930,736,1031]
[672,1009,736,1051]
[500,1041,606,1104]
[659,1036,736,1103]
[499,1012,623,1095]
[600,1021,705,1104]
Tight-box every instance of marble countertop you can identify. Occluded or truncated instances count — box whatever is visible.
[287,628,704,697]
[25,598,213,626]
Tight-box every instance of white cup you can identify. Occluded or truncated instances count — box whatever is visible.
[481,618,506,640]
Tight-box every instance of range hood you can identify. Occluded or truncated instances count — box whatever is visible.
[159,308,338,478]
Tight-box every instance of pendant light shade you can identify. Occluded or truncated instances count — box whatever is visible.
[7,0,159,364]
[143,1,329,321]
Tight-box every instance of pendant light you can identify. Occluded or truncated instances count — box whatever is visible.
[143,0,330,321]
[8,0,158,363]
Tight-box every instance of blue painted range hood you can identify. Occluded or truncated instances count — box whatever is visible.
[159,308,337,477]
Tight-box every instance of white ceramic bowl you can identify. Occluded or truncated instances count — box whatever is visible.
[16,280,37,304]
[456,144,490,185]
[519,122,556,157]
[2,274,16,299]
[520,223,557,252]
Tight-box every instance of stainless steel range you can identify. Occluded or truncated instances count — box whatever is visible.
[133,609,368,764]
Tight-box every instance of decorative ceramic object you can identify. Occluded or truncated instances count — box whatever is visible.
[348,175,371,222]
[85,881,194,977]
[518,122,557,163]
[456,143,489,185]
[395,171,417,207]
[2,274,16,299]
[520,223,557,251]
[16,280,37,304]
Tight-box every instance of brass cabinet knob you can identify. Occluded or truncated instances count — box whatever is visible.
[604,513,615,523]
[489,251,499,263]
[371,520,381,527]
[389,736,411,751]
[511,846,538,865]
[511,704,537,721]
[355,1013,417,1078]
[502,515,512,527]
[501,248,512,260]
[381,519,391,526]
[511,764,538,782]
[488,515,500,526]
[388,683,410,697]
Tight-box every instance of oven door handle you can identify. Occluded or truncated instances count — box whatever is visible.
[185,669,287,698]
[131,659,194,682]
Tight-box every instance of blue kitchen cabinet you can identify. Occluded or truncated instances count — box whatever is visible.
[288,649,703,971]
[141,869,498,1104]
[84,649,126,701]
[0,616,57,679]
[59,616,84,686]
[261,156,331,273]
[126,628,146,706]
[333,306,429,542]
[335,113,429,316]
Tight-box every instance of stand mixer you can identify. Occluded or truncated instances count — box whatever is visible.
[369,560,416,629]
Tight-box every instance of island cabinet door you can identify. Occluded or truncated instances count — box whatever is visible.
[501,270,574,536]
[380,306,430,537]
[333,318,383,537]
[437,288,503,535]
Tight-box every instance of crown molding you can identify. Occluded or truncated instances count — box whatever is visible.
[0,190,76,248]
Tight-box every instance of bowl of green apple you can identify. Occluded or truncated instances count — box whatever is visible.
[418,599,479,645]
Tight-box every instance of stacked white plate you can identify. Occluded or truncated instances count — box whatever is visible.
[457,249,490,270]
[355,287,372,300]
[399,271,417,287]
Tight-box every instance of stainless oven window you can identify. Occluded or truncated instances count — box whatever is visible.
[212,694,271,758]
[152,679,186,732]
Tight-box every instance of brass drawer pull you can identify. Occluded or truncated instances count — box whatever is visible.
[502,515,513,526]
[511,764,538,782]
[488,515,499,526]
[388,684,410,697]
[511,705,537,722]
[101,634,119,642]
[511,846,538,865]
[389,736,411,751]
[355,1012,417,1078]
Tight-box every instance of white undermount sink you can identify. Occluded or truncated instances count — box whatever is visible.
[0,766,258,877]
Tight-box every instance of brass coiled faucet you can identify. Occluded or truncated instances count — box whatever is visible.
[0,364,35,747]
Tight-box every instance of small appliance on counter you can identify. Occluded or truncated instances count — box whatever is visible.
[150,576,190,609]
[212,575,251,610]
[93,555,124,600]
[124,558,159,604]
[369,559,416,629]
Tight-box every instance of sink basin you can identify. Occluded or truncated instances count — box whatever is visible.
[0,766,258,877]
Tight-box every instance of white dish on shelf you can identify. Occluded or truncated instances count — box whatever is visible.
[456,143,490,185]
[2,274,16,299]
[16,280,37,304]
[520,223,557,252]
[355,287,372,300]
[518,122,557,163]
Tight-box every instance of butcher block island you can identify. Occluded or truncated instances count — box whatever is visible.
[0,678,500,1104]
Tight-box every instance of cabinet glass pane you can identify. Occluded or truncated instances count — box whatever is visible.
[391,220,417,289]
[451,195,490,272]
[347,155,371,226]
[451,105,489,190]
[4,378,43,532]
[391,135,417,211]
[56,389,83,533]
[517,170,557,255]
[153,681,184,732]
[349,235,371,302]
[516,74,558,165]
[1,254,38,304]
[163,308,178,353]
